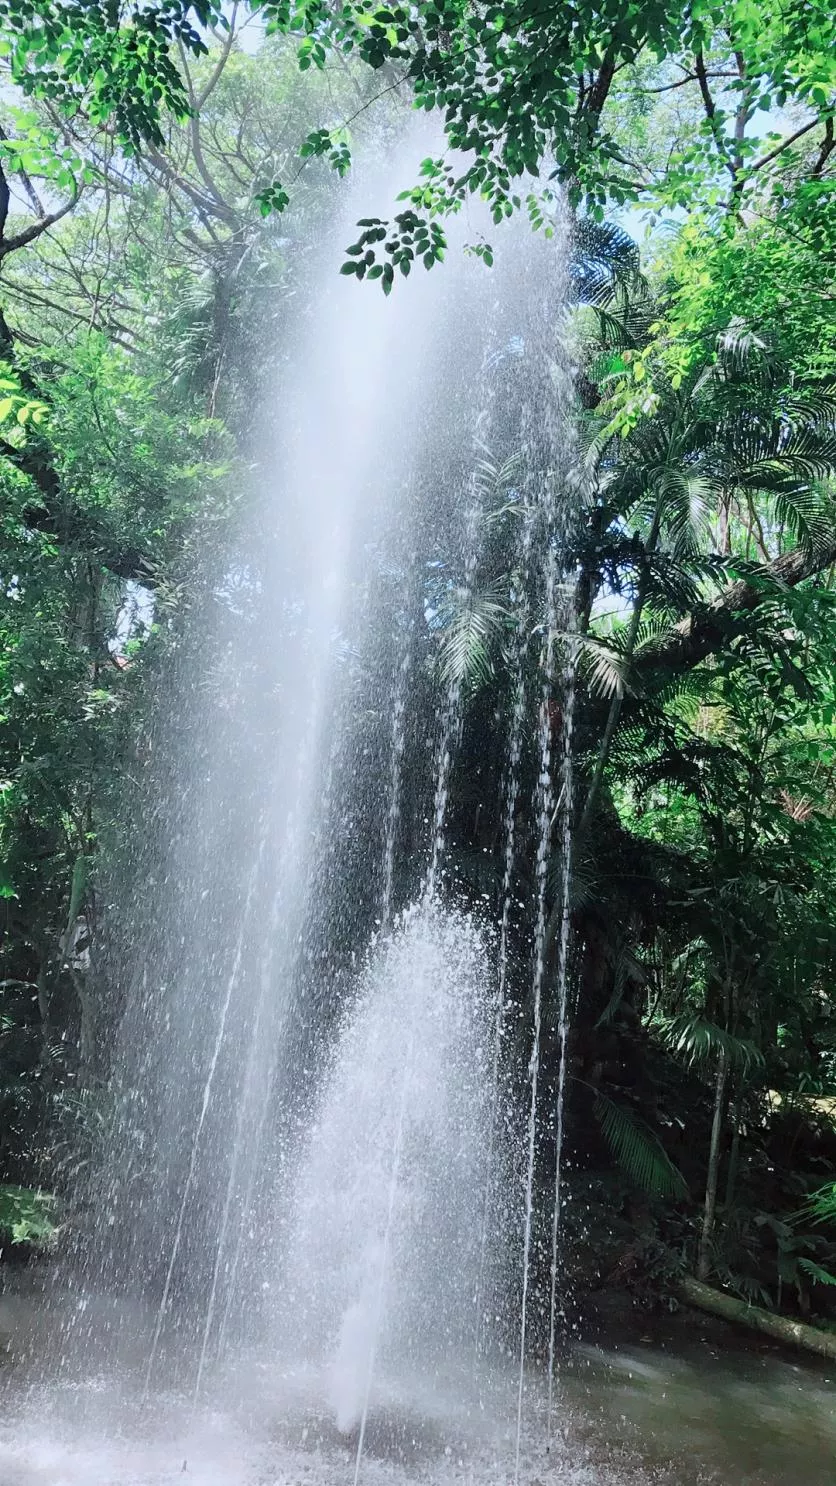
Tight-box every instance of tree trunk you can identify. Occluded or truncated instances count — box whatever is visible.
[697,1045,728,1280]
[721,1093,742,1206]
[724,1099,741,1208]
[680,1276,836,1362]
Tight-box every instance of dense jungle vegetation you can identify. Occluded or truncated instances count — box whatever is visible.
[1,0,835,1347]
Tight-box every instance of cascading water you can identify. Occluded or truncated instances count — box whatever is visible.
[0,121,589,1486]
[64,132,483,1374]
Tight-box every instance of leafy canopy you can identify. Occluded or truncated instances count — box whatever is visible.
[1,1,834,285]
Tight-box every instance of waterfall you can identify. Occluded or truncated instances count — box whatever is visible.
[41,125,582,1486]
[546,659,576,1436]
[379,607,413,933]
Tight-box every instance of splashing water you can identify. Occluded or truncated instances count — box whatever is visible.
[379,608,413,934]
[546,655,576,1437]
[275,904,504,1428]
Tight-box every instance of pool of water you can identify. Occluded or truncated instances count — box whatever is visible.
[1,1296,834,1485]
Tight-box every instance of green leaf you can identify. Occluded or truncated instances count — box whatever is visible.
[436,579,510,692]
[0,1185,58,1246]
[799,1182,836,1227]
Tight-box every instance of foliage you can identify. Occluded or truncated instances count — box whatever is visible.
[0,1183,57,1245]
[801,1183,836,1228]
[0,0,220,148]
[593,1089,689,1200]
[436,580,511,692]
[0,0,832,290]
[416,88,836,1318]
[656,1015,764,1075]
[0,34,323,1201]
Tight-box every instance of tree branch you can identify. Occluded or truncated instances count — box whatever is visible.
[196,4,239,107]
[585,45,618,119]
[694,50,717,120]
[749,116,821,174]
[639,70,737,95]
[731,51,755,179]
[143,144,236,244]
[633,537,836,687]
[694,50,736,180]
[0,188,80,260]
[177,37,240,223]
[1,278,137,351]
[0,438,156,583]
[813,116,835,178]
[0,155,10,242]
[0,124,45,219]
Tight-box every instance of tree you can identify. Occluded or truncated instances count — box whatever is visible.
[0,32,344,1200]
[1,3,833,280]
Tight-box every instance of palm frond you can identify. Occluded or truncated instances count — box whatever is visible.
[577,632,631,698]
[715,320,773,377]
[731,427,836,491]
[589,306,642,353]
[572,219,644,306]
[656,1013,764,1073]
[593,1092,689,1200]
[436,580,511,691]
[594,941,647,1027]
[650,666,714,709]
[797,1182,836,1228]
[642,551,702,612]
[632,612,688,655]
[798,1257,836,1287]
[661,473,718,552]
[780,386,836,428]
[473,450,525,509]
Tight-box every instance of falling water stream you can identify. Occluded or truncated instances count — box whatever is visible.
[379,609,413,934]
[472,508,533,1371]
[546,659,576,1440]
[515,536,560,1486]
[424,429,491,903]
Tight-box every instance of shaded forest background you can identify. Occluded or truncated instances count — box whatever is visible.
[1,0,836,1338]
